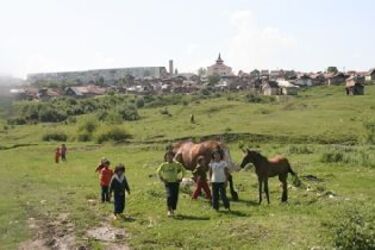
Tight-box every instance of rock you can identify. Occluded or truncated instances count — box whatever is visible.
[87,199,97,205]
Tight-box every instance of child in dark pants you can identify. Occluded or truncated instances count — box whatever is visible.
[55,147,61,164]
[192,156,212,200]
[109,164,130,218]
[209,150,230,211]
[157,151,186,217]
[99,160,113,202]
[60,144,67,161]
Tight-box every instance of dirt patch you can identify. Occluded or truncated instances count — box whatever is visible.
[86,223,129,250]
[87,225,126,242]
[18,213,84,250]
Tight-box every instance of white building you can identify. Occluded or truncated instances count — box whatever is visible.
[207,54,233,77]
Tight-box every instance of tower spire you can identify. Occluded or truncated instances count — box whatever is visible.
[216,53,223,64]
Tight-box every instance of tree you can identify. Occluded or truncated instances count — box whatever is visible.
[326,66,338,74]
[208,74,220,85]
[197,67,207,77]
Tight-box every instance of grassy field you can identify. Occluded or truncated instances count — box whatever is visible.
[0,86,374,249]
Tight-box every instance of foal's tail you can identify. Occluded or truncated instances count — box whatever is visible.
[287,160,304,188]
[287,161,296,176]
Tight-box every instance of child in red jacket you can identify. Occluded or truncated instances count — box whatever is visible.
[55,147,61,164]
[99,160,113,202]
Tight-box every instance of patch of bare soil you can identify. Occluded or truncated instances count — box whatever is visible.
[18,213,84,250]
[19,212,130,250]
[86,223,129,250]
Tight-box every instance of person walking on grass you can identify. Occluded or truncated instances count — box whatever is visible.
[60,144,67,161]
[209,150,231,211]
[55,147,61,164]
[157,151,186,217]
[110,164,130,219]
[95,157,108,173]
[192,156,212,200]
[99,160,113,203]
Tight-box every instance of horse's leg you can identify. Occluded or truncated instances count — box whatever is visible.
[264,178,270,204]
[279,174,288,202]
[228,174,238,201]
[258,176,263,205]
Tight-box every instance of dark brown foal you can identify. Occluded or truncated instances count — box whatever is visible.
[240,149,296,204]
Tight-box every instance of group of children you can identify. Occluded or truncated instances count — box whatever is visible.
[95,158,130,218]
[95,149,231,219]
[55,144,67,163]
[157,149,231,216]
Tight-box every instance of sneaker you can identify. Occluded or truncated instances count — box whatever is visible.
[167,211,173,217]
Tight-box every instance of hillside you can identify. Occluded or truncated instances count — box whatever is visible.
[0,86,374,249]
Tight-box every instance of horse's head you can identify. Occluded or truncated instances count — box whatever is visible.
[240,149,260,169]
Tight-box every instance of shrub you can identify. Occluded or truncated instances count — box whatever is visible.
[78,118,99,134]
[96,127,131,144]
[320,147,375,168]
[288,145,313,154]
[118,105,139,121]
[7,117,27,125]
[77,133,92,142]
[245,94,275,103]
[38,108,67,122]
[363,120,375,144]
[334,208,375,250]
[160,108,171,116]
[42,131,68,141]
[321,151,344,163]
[136,97,145,108]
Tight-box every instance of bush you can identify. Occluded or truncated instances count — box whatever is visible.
[42,131,68,141]
[245,94,275,103]
[96,127,131,144]
[78,118,99,134]
[321,151,344,163]
[288,145,313,154]
[136,97,145,108]
[7,117,27,125]
[334,208,375,250]
[320,147,375,168]
[77,133,92,142]
[160,108,171,116]
[118,105,139,121]
[38,108,67,122]
[363,120,375,144]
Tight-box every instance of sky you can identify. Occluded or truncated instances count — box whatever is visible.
[1,0,374,78]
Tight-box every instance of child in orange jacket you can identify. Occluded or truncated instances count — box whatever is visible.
[99,160,113,202]
[55,147,61,164]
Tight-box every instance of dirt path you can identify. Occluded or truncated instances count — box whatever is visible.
[18,213,130,250]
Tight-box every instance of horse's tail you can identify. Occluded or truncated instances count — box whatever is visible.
[287,161,304,188]
[287,161,296,176]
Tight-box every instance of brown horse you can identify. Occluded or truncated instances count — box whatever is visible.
[240,149,296,204]
[166,140,240,200]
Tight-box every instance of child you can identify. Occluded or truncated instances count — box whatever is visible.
[55,147,61,164]
[60,144,67,161]
[95,157,107,173]
[192,156,212,200]
[209,150,230,211]
[157,151,186,217]
[109,164,130,218]
[99,160,113,203]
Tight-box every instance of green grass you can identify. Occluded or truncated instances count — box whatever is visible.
[0,86,375,249]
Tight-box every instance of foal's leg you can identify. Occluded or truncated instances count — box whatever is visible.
[279,174,288,202]
[258,176,263,205]
[264,178,270,204]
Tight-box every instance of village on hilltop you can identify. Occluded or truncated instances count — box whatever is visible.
[9,54,375,100]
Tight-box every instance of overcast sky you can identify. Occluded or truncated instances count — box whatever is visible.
[1,0,374,78]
